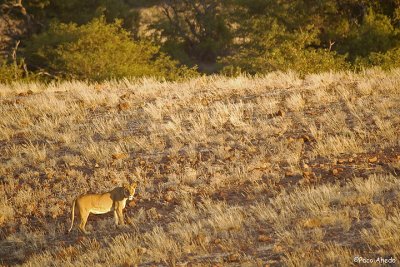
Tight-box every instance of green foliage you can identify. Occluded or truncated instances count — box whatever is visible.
[219,0,399,74]
[3,0,400,79]
[0,60,26,84]
[221,18,348,75]
[153,0,231,68]
[339,9,399,61]
[0,61,18,84]
[222,43,348,76]
[25,17,197,81]
[24,0,139,30]
[356,48,400,70]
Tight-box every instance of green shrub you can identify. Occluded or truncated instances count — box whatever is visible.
[0,60,25,84]
[339,9,398,62]
[221,22,349,75]
[356,48,400,70]
[25,17,198,81]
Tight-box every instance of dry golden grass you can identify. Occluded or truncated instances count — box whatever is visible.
[0,69,400,266]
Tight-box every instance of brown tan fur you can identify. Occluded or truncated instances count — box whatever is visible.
[68,182,137,234]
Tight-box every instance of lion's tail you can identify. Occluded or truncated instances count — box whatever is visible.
[68,198,76,233]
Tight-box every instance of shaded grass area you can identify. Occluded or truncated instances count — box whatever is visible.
[0,69,400,265]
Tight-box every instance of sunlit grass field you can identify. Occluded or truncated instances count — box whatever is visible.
[1,69,400,266]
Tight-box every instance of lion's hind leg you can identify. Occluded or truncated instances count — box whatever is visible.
[78,209,90,234]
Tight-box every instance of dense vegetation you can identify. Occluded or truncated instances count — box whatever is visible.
[1,0,400,81]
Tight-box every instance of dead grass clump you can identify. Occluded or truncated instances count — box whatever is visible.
[0,197,14,226]
[179,167,198,186]
[106,234,143,265]
[144,226,182,265]
[362,211,400,256]
[168,221,210,254]
[313,134,364,157]
[285,93,305,111]
[194,199,245,233]
[284,243,355,267]
[21,142,48,163]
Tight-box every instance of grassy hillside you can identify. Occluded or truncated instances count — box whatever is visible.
[1,69,400,266]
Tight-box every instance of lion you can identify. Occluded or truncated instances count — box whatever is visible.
[68,182,138,234]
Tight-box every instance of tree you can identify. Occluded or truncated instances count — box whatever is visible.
[22,0,138,30]
[24,17,197,81]
[221,19,348,75]
[152,0,231,71]
[337,8,399,61]
[220,1,349,75]
[220,0,400,74]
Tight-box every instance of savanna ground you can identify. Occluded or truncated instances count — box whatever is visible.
[0,69,400,266]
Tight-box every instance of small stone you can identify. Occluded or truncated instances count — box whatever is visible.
[94,84,104,91]
[219,191,228,199]
[302,135,311,143]
[227,253,240,262]
[112,153,129,160]
[273,245,284,253]
[302,218,322,228]
[18,90,33,97]
[214,238,222,244]
[332,169,339,175]
[201,98,209,106]
[302,163,309,169]
[285,171,294,177]
[164,195,173,202]
[368,157,378,163]
[164,192,174,202]
[120,92,133,99]
[118,101,130,111]
[136,246,147,254]
[258,234,271,242]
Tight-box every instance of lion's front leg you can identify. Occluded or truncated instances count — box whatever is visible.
[117,207,125,226]
[114,210,119,226]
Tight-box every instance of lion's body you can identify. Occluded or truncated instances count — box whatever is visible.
[68,183,137,234]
